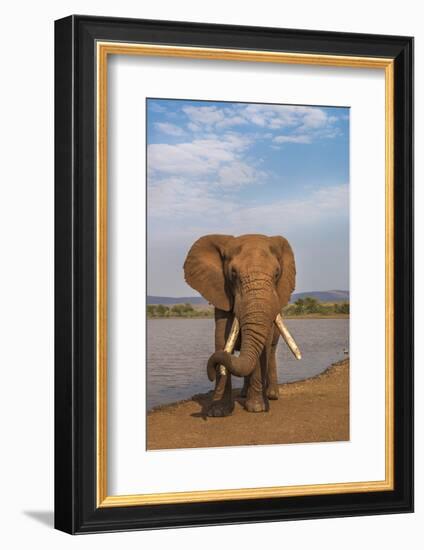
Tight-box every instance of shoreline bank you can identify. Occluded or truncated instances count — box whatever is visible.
[147,358,349,450]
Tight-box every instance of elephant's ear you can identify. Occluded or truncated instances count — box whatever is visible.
[183,235,234,311]
[270,236,296,308]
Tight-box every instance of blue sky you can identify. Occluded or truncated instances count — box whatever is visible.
[147,98,349,296]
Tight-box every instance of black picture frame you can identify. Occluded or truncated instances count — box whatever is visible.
[55,14,414,534]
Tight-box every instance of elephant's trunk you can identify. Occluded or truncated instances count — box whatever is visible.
[207,274,278,379]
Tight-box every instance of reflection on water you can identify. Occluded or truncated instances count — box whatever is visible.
[147,318,349,410]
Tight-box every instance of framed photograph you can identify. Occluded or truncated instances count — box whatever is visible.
[54,15,413,534]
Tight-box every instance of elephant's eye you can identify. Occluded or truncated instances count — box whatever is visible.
[275,267,281,280]
[231,267,238,281]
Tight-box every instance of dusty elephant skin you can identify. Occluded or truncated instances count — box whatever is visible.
[147,359,349,450]
[183,233,296,416]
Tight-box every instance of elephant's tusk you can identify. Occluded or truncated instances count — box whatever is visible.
[218,317,240,376]
[275,314,302,360]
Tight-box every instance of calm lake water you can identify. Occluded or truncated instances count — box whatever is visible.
[147,318,349,410]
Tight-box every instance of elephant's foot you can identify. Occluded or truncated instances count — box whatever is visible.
[245,395,268,413]
[267,383,279,400]
[207,398,234,417]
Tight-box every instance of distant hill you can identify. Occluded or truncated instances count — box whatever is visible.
[147,295,208,305]
[147,290,349,305]
[289,290,349,303]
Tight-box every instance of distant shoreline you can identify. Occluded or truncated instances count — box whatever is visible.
[147,297,349,320]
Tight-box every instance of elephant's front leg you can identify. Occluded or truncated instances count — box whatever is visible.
[207,310,235,417]
[245,350,269,413]
[207,371,234,417]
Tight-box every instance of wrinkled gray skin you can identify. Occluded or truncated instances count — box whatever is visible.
[183,234,296,417]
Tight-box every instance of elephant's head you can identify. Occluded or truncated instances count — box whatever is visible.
[183,234,296,379]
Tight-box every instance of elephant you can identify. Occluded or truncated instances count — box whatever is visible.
[183,233,299,417]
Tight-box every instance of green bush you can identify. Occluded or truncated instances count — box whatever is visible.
[283,298,349,316]
[334,302,350,314]
[147,305,156,317]
[147,302,213,318]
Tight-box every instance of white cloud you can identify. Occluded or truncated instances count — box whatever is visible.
[273,135,312,144]
[187,122,201,132]
[154,122,185,137]
[151,101,345,150]
[243,104,298,128]
[228,184,349,233]
[174,103,343,145]
[149,102,167,113]
[148,176,348,235]
[148,134,253,181]
[182,105,225,125]
[297,108,328,130]
[218,162,266,188]
[148,176,234,220]
[241,104,336,131]
[216,115,248,129]
[148,141,233,176]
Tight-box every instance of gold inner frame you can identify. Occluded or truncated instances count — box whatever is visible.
[96,42,395,508]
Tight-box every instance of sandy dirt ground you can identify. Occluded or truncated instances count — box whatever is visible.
[147,359,349,450]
